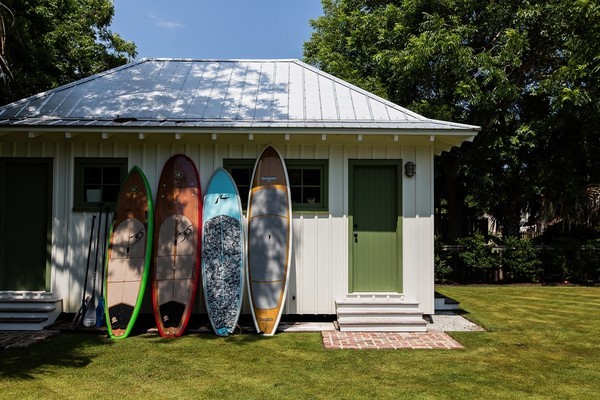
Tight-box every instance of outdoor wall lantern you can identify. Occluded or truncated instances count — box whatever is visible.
[404,161,416,177]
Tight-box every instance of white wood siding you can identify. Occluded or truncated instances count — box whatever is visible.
[1,139,435,315]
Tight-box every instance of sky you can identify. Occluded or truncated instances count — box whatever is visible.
[110,0,324,60]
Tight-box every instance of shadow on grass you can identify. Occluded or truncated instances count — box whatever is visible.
[0,333,113,380]
[134,328,272,346]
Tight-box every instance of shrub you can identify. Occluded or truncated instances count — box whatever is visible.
[456,233,500,282]
[434,236,453,283]
[435,253,453,283]
[542,237,600,283]
[501,236,542,282]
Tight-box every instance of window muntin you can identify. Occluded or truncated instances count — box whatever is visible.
[74,158,127,211]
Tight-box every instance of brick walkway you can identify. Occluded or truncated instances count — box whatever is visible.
[322,331,464,350]
[0,330,60,350]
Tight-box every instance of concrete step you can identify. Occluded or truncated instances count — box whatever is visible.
[434,292,460,311]
[337,310,424,318]
[0,296,62,331]
[335,297,427,332]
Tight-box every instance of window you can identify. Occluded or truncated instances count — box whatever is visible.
[223,159,328,212]
[223,160,254,208]
[74,158,127,211]
[287,160,328,211]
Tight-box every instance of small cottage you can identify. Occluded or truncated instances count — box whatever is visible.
[0,59,479,331]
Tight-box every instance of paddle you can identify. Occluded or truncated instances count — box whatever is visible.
[96,205,109,327]
[70,214,96,329]
[83,203,103,327]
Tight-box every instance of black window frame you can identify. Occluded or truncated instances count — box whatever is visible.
[73,157,128,211]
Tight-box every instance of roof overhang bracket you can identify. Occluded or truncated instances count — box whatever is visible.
[28,131,45,138]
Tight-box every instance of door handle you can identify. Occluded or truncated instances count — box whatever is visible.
[353,224,358,243]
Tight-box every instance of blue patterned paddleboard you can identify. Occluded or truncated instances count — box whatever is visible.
[202,168,245,336]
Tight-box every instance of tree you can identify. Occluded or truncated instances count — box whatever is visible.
[304,0,600,239]
[0,0,136,105]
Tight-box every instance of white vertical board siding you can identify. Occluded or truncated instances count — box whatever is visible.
[1,139,435,315]
[401,145,435,314]
[416,146,435,314]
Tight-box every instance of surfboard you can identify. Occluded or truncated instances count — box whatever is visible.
[246,145,292,336]
[202,168,244,336]
[151,154,202,338]
[103,166,153,339]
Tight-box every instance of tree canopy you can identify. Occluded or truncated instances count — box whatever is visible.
[0,0,136,105]
[305,0,600,239]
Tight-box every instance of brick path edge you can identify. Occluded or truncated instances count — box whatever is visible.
[322,331,464,350]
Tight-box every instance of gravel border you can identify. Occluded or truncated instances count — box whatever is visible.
[426,312,485,332]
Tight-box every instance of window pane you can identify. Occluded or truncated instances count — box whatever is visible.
[103,167,122,184]
[103,185,121,202]
[84,167,101,184]
[84,185,101,202]
[303,169,321,186]
[288,168,302,186]
[238,186,250,204]
[291,187,302,204]
[304,187,321,204]
[231,168,251,187]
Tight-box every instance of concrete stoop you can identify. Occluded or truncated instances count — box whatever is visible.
[336,295,427,332]
[0,292,63,330]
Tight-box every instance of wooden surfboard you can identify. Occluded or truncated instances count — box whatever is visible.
[246,145,292,336]
[103,166,153,339]
[152,154,202,338]
[202,168,244,336]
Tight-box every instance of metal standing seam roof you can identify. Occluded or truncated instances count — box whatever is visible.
[0,58,480,133]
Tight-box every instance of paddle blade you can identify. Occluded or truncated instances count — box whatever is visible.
[83,296,97,327]
[70,296,90,329]
[95,297,105,327]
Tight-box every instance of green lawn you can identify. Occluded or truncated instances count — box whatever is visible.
[2,286,599,399]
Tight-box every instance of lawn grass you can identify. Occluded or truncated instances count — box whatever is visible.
[1,286,599,399]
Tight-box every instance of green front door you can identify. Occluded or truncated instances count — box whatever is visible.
[349,161,402,292]
[0,158,52,291]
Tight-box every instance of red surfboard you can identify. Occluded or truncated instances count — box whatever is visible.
[151,154,202,337]
[104,166,153,339]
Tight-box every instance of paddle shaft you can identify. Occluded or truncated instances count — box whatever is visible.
[70,214,96,329]
[83,204,103,327]
[96,205,110,327]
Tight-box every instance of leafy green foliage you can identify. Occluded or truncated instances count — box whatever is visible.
[434,236,453,283]
[0,0,136,104]
[543,237,600,283]
[305,0,600,238]
[456,233,498,272]
[501,236,542,282]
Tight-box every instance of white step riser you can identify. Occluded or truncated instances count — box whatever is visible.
[0,298,62,331]
[336,304,420,311]
[335,298,427,332]
[0,304,58,312]
[338,316,426,324]
[337,313,424,320]
[337,307,422,314]
[340,325,428,332]
[0,322,51,330]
